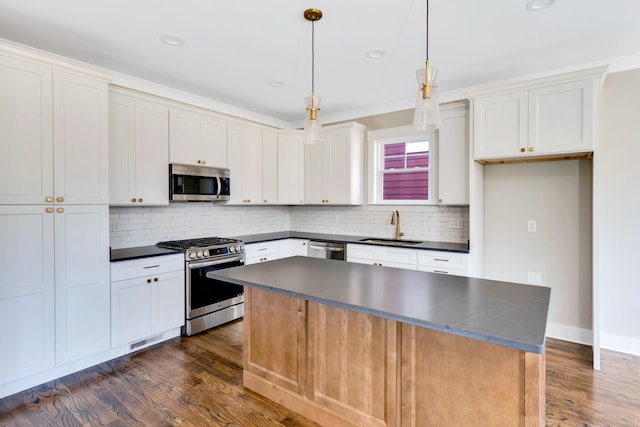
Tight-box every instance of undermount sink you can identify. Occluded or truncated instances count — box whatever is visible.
[358,238,423,247]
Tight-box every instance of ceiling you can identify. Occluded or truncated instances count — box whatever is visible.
[1,0,639,127]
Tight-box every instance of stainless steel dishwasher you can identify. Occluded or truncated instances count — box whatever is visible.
[307,241,345,261]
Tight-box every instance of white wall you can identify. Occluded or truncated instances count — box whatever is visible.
[483,160,593,344]
[597,69,640,355]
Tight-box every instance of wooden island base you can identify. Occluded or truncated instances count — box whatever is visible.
[243,288,544,427]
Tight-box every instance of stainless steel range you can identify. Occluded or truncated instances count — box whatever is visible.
[157,237,245,336]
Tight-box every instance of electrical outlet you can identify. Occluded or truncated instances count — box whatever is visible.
[527,220,537,232]
[448,218,463,229]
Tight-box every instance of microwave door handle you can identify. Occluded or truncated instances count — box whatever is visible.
[216,176,222,199]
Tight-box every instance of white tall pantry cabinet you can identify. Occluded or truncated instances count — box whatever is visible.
[0,48,111,393]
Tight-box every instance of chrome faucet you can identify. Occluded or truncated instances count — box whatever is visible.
[390,209,403,240]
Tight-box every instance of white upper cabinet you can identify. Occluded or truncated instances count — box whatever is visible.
[53,70,109,205]
[228,123,279,204]
[109,90,169,206]
[438,101,469,205]
[0,55,108,205]
[304,122,364,205]
[0,56,53,205]
[278,131,305,205]
[169,107,227,168]
[470,67,604,162]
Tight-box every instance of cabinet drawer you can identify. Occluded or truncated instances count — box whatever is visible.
[347,244,417,269]
[417,251,468,276]
[111,253,184,282]
[245,241,279,258]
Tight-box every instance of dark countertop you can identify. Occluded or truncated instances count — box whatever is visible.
[209,256,550,354]
[234,231,469,253]
[110,245,182,262]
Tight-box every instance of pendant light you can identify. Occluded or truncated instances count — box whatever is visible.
[413,0,441,134]
[303,8,323,144]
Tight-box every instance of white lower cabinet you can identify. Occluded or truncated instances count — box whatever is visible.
[110,254,185,348]
[277,239,309,258]
[245,241,280,265]
[0,204,110,384]
[347,244,418,270]
[417,250,469,276]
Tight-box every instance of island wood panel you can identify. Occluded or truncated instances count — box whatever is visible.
[307,302,397,427]
[243,287,306,394]
[400,325,544,427]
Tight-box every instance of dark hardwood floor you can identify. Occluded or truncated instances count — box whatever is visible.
[1,321,639,426]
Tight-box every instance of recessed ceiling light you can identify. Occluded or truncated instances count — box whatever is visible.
[525,0,556,12]
[365,50,386,59]
[269,81,285,87]
[159,35,184,46]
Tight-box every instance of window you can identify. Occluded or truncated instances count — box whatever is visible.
[368,126,437,205]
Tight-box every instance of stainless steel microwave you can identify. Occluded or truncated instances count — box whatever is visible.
[169,163,230,202]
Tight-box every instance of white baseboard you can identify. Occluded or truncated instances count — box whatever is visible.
[546,322,593,345]
[601,332,640,356]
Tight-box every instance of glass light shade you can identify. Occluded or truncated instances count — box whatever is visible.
[303,94,323,144]
[412,66,442,133]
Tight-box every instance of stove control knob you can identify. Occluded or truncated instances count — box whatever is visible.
[196,250,204,258]
[238,244,244,252]
[229,245,236,253]
[188,251,196,259]
[203,250,210,257]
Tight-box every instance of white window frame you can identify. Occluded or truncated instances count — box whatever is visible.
[367,125,438,205]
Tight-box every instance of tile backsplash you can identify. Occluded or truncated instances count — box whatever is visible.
[109,204,469,249]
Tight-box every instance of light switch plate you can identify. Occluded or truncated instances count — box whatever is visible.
[527,220,537,232]
[449,218,463,229]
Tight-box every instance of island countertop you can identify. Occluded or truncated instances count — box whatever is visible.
[209,256,551,354]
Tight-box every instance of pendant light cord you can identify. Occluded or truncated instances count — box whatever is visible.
[425,0,429,61]
[311,20,316,94]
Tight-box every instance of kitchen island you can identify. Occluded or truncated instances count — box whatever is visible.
[208,257,550,427]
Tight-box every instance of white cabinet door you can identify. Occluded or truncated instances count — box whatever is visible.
[262,131,278,204]
[228,123,267,205]
[200,115,228,168]
[0,206,55,383]
[304,122,364,205]
[154,270,185,333]
[438,102,469,205]
[111,276,153,347]
[109,93,137,205]
[169,108,201,166]
[109,93,169,206]
[529,80,593,155]
[136,99,169,205]
[473,91,528,160]
[278,131,305,205]
[291,239,309,256]
[53,70,109,205]
[55,205,110,364]
[0,56,53,205]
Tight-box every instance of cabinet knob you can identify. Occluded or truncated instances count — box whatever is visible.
[138,198,143,203]
[197,160,202,164]
[154,277,158,282]
[201,160,207,165]
[263,199,267,203]
[131,198,137,203]
[57,208,64,213]
[528,147,535,152]
[438,198,443,203]
[46,197,53,203]
[56,196,64,202]
[46,207,54,213]
[147,278,152,283]
[520,148,525,153]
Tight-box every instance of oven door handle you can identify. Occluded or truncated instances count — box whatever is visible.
[188,256,244,270]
